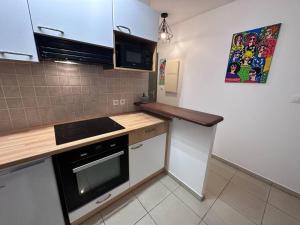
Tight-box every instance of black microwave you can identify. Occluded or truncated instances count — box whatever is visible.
[115,32,156,71]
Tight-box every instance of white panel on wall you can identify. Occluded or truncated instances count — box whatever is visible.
[158,0,300,193]
[165,60,180,93]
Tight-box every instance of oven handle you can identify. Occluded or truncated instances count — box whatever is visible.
[72,151,125,173]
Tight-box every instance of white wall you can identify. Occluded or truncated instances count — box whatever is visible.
[157,0,300,193]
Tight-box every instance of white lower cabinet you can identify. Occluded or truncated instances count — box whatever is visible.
[0,158,65,225]
[129,133,166,186]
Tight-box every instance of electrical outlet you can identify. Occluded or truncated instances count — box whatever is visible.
[120,99,126,105]
[113,100,119,106]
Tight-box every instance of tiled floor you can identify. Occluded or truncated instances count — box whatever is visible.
[81,158,300,225]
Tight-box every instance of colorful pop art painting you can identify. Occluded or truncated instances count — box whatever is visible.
[225,23,281,83]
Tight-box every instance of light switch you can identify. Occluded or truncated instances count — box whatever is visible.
[290,95,300,104]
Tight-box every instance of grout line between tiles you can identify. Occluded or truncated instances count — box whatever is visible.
[260,183,272,225]
[134,195,157,225]
[200,170,235,223]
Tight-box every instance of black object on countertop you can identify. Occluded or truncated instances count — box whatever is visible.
[54,117,125,145]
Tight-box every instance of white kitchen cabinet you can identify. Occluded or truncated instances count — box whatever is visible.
[0,0,38,62]
[0,158,65,225]
[113,0,159,42]
[28,0,113,48]
[129,133,166,186]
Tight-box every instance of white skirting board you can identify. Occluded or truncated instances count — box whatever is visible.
[166,118,217,197]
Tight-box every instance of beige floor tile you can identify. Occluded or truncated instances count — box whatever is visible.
[220,182,266,224]
[231,171,271,201]
[204,170,229,196]
[208,158,236,180]
[268,187,300,221]
[262,204,300,225]
[174,186,216,218]
[101,194,147,225]
[159,174,180,192]
[80,212,103,225]
[134,178,171,211]
[150,194,201,225]
[204,199,256,225]
[135,214,156,225]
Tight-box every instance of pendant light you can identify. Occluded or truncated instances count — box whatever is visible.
[159,13,173,41]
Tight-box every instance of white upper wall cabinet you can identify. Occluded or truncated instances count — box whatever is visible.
[28,0,113,48]
[0,0,38,62]
[113,0,159,42]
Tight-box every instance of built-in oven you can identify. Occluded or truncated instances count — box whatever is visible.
[115,31,156,71]
[52,135,129,223]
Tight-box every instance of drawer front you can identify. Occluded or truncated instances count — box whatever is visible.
[129,122,168,145]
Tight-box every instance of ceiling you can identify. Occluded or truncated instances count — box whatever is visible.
[150,0,235,25]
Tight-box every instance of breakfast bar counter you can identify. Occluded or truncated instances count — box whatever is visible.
[141,102,224,198]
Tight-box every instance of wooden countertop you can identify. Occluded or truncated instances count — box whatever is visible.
[0,112,165,170]
[140,103,223,127]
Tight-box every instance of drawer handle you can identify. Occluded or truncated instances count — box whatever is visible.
[38,26,65,34]
[145,128,156,133]
[131,144,143,150]
[116,25,131,34]
[96,193,111,204]
[0,51,33,58]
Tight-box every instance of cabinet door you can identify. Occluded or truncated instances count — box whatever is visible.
[113,0,159,42]
[0,158,65,225]
[129,133,166,186]
[0,0,38,62]
[28,0,113,47]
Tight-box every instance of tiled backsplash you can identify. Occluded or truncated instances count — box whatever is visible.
[0,61,148,133]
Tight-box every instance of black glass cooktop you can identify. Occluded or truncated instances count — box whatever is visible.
[54,117,125,145]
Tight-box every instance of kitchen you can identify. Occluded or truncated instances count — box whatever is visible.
[0,0,300,225]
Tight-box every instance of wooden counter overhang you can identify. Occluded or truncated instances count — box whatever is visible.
[140,103,224,127]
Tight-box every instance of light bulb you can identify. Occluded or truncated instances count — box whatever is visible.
[160,32,167,39]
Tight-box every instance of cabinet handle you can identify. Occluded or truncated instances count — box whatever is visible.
[96,193,111,204]
[131,144,143,150]
[116,25,131,34]
[0,185,5,189]
[38,26,64,34]
[0,51,33,58]
[145,128,156,133]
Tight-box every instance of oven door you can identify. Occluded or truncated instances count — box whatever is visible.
[53,143,129,213]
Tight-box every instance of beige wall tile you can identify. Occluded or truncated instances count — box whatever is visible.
[35,86,49,96]
[0,62,148,133]
[17,75,34,86]
[0,109,10,121]
[2,86,20,98]
[0,62,15,74]
[20,86,35,97]
[0,99,7,109]
[0,119,12,133]
[6,98,23,108]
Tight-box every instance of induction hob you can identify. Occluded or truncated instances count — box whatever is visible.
[54,117,125,145]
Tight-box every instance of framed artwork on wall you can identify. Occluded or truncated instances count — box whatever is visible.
[225,23,281,83]
[159,58,166,85]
